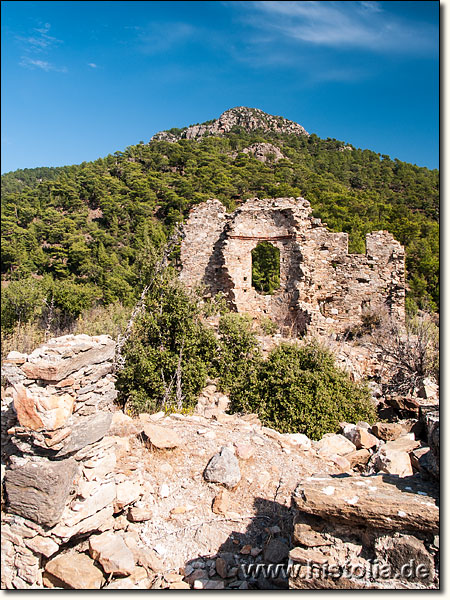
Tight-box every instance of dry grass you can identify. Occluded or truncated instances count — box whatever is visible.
[1,303,131,360]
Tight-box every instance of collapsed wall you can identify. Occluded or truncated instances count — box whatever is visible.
[0,336,439,589]
[180,197,405,335]
[1,335,119,588]
[288,473,439,589]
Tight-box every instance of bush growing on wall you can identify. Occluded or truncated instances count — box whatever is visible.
[115,258,375,438]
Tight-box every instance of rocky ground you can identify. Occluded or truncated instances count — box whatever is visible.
[1,335,440,590]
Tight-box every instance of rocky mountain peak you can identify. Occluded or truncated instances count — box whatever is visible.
[151,107,309,142]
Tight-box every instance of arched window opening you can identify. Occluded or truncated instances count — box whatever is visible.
[251,242,281,294]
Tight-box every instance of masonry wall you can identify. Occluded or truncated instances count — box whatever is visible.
[180,197,405,335]
[179,199,229,295]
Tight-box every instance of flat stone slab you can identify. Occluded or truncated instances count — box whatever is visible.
[89,531,135,576]
[20,339,115,382]
[56,411,113,456]
[45,552,104,589]
[143,423,181,449]
[5,457,79,527]
[293,474,439,534]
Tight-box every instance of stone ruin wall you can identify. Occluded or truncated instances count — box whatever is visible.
[180,197,405,335]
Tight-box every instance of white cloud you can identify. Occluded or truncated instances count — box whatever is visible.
[88,63,98,68]
[236,1,437,54]
[17,22,67,73]
[19,56,67,73]
[359,1,382,12]
[17,22,61,51]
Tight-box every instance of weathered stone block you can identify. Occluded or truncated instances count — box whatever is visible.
[292,474,439,533]
[89,531,135,576]
[13,384,75,431]
[44,552,104,589]
[5,457,78,527]
[56,411,113,456]
[204,446,241,488]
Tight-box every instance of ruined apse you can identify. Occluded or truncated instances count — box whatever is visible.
[180,197,405,336]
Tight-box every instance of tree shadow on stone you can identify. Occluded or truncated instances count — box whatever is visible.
[183,496,295,590]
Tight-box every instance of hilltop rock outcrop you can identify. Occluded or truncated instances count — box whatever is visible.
[151,107,309,142]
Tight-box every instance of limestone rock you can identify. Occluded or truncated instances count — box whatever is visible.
[115,480,142,511]
[371,422,404,441]
[44,552,104,589]
[410,446,431,471]
[63,480,116,528]
[242,142,285,163]
[204,447,241,488]
[152,107,309,142]
[234,442,254,460]
[372,446,413,477]
[56,411,113,456]
[282,433,312,451]
[13,383,75,429]
[289,546,328,565]
[169,581,191,589]
[103,576,149,590]
[315,434,356,458]
[346,449,371,469]
[51,505,115,542]
[143,423,181,449]
[159,483,170,498]
[384,435,420,453]
[137,549,164,573]
[342,425,378,449]
[24,536,59,558]
[5,457,78,527]
[293,514,331,547]
[5,351,27,364]
[12,384,44,429]
[328,454,352,472]
[418,377,439,400]
[292,474,439,533]
[128,505,153,522]
[212,489,230,515]
[89,531,136,576]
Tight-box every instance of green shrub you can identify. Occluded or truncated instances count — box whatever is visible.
[117,288,375,439]
[1,277,47,329]
[214,312,262,396]
[259,316,278,335]
[116,273,218,415]
[227,342,375,440]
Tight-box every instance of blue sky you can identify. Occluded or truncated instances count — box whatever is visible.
[1,1,439,173]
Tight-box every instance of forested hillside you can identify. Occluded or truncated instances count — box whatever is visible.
[1,108,439,334]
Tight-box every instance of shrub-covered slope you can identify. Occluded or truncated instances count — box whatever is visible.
[1,108,439,330]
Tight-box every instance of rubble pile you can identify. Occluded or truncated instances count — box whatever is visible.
[0,335,439,590]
